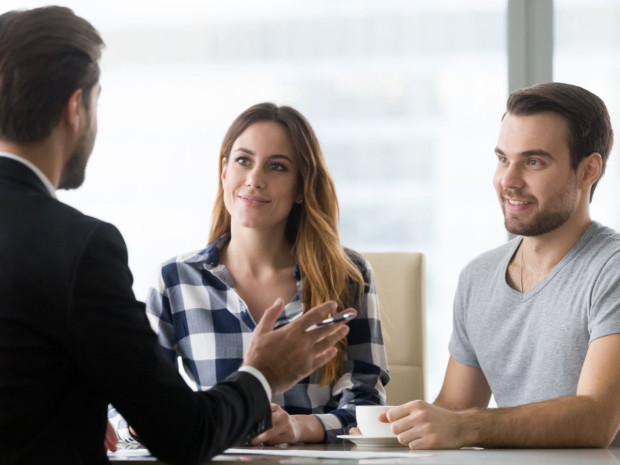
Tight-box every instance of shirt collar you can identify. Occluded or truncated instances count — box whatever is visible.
[184,233,231,268]
[187,233,302,280]
[0,152,57,198]
[186,233,304,326]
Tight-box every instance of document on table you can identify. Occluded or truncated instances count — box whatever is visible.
[224,447,431,460]
[107,443,152,458]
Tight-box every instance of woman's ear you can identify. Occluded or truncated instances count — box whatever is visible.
[221,157,228,183]
[295,185,304,204]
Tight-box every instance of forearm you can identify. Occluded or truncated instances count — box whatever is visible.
[292,415,325,443]
[462,395,616,448]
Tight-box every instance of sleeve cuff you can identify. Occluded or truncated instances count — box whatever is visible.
[238,366,272,401]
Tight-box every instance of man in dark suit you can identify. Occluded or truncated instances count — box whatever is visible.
[0,6,354,465]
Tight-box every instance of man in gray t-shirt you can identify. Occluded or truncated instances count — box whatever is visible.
[450,221,620,448]
[365,83,620,448]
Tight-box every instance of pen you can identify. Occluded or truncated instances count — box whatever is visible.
[305,311,356,332]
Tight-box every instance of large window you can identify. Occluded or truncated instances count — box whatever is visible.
[554,0,620,231]
[16,0,508,400]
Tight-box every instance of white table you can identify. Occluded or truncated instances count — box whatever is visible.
[109,444,620,464]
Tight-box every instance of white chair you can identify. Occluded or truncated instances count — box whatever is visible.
[362,252,425,405]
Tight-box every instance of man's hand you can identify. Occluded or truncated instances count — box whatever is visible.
[384,401,467,449]
[243,299,354,394]
[104,420,118,452]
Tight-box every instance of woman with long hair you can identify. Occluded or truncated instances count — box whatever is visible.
[145,103,389,444]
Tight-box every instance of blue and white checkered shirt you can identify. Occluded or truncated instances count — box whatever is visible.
[112,235,389,443]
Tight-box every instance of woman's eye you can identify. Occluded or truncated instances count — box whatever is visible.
[269,162,287,171]
[235,156,250,166]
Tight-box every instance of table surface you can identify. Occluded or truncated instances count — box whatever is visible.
[108,444,620,465]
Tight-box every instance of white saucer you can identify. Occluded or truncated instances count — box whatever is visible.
[337,434,403,447]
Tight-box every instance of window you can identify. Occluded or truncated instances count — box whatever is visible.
[554,0,620,231]
[19,0,509,399]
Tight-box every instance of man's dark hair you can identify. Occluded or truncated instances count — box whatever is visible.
[506,82,614,200]
[0,6,104,143]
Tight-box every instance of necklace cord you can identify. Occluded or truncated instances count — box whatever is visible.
[520,245,525,294]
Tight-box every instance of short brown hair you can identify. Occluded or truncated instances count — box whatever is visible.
[506,82,614,200]
[0,6,104,143]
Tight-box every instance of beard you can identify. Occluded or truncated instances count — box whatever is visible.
[501,180,579,237]
[58,121,95,190]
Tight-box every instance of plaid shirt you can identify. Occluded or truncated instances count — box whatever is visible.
[137,235,389,442]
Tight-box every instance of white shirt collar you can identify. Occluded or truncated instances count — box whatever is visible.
[0,152,57,198]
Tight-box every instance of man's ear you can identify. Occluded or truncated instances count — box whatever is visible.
[64,88,85,133]
[579,152,603,191]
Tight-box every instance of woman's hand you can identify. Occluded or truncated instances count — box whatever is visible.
[249,404,301,445]
[249,404,324,445]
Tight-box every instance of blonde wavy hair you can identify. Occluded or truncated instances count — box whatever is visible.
[209,102,365,385]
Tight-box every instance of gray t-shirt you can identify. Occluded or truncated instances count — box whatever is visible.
[449,221,620,446]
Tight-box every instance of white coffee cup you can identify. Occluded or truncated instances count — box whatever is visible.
[355,405,395,437]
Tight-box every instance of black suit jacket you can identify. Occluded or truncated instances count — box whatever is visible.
[0,157,271,465]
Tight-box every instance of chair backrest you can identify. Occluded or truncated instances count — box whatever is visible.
[362,252,425,405]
